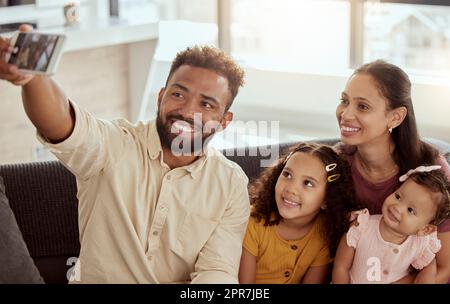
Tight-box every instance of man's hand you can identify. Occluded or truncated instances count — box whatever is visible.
[2,24,74,142]
[0,24,35,86]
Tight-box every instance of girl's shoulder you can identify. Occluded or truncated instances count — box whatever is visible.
[346,209,377,248]
[411,231,442,270]
[248,215,262,228]
[248,214,275,231]
[349,208,372,226]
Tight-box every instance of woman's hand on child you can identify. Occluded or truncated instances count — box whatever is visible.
[414,259,437,284]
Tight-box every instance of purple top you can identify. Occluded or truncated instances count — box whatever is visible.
[347,154,450,233]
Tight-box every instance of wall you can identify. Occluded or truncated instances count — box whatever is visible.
[0,44,129,165]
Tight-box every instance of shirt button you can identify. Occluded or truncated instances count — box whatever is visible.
[166,175,171,181]
[291,245,298,250]
[284,271,291,278]
[152,231,159,236]
[383,270,389,275]
[393,248,399,254]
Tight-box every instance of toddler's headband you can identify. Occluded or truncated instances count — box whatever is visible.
[399,165,442,182]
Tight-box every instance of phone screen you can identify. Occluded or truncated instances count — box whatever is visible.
[8,33,61,72]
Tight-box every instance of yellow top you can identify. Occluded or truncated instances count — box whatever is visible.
[243,213,332,284]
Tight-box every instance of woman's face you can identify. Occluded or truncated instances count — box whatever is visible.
[336,73,394,147]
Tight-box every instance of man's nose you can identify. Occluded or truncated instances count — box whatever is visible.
[178,101,198,121]
[179,105,204,127]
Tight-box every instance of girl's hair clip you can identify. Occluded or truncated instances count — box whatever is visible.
[399,165,442,182]
[325,163,337,172]
[327,174,340,183]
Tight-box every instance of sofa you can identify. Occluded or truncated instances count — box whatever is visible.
[0,138,449,284]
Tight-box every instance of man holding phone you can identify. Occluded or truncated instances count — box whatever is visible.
[0,25,250,283]
[4,30,65,75]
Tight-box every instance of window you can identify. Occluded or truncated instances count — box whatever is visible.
[363,1,450,77]
[228,0,350,73]
[115,0,160,21]
[219,0,450,77]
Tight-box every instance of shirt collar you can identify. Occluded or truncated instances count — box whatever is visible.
[147,120,211,178]
[147,120,164,161]
[185,149,210,179]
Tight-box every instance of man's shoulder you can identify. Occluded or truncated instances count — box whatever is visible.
[101,118,156,147]
[110,117,150,135]
[206,147,248,181]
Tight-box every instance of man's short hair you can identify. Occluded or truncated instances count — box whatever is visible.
[166,46,245,111]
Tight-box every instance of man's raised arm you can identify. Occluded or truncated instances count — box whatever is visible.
[1,24,74,143]
[21,76,74,143]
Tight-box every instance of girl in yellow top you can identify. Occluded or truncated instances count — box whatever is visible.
[239,143,359,284]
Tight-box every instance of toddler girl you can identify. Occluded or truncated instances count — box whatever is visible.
[332,165,450,284]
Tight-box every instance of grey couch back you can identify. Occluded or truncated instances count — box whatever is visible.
[0,138,449,284]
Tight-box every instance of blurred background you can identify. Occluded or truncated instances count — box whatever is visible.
[1,0,449,164]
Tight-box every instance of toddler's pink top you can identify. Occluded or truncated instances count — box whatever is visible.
[347,209,441,284]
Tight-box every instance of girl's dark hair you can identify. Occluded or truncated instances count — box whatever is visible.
[347,60,439,175]
[408,169,450,226]
[249,142,360,257]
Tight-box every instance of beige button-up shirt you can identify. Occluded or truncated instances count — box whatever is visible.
[38,102,250,284]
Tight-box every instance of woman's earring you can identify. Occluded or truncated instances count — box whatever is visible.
[388,127,393,133]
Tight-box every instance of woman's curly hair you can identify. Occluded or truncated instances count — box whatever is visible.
[249,142,360,257]
[407,169,450,226]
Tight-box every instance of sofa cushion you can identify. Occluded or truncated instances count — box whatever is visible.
[0,161,81,284]
[0,176,44,284]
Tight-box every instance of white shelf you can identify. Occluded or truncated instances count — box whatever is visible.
[39,17,159,53]
[1,17,159,53]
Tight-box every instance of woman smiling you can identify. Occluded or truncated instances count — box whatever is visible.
[335,60,450,283]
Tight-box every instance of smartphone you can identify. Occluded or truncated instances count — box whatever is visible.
[5,31,66,76]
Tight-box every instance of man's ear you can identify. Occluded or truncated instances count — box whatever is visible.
[390,106,407,129]
[417,224,437,236]
[157,88,165,107]
[220,111,233,130]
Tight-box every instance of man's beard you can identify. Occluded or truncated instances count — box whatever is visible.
[156,112,220,156]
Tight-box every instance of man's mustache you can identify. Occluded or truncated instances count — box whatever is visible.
[166,114,203,131]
